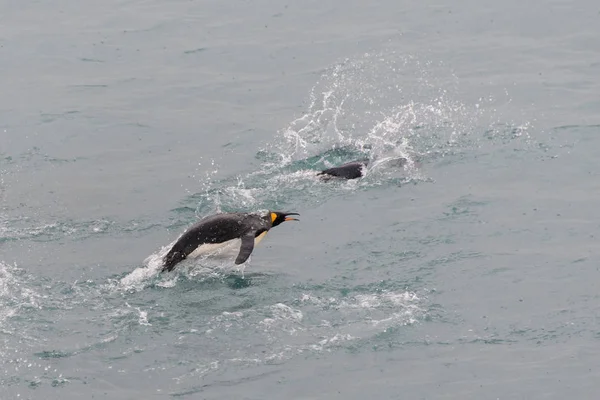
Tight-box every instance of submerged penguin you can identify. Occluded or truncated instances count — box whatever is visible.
[317,159,369,180]
[162,211,299,272]
[317,157,408,180]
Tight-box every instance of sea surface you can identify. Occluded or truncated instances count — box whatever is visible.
[1,0,600,398]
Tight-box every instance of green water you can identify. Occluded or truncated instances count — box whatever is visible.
[2,0,600,398]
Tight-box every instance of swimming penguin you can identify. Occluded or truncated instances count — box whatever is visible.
[317,159,369,180]
[161,211,299,272]
[317,157,409,180]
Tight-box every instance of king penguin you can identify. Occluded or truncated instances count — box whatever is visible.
[317,159,370,180]
[317,157,409,180]
[161,210,299,272]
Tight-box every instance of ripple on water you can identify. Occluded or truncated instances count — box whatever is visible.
[202,287,424,357]
[0,262,69,390]
[157,282,429,395]
[1,49,548,397]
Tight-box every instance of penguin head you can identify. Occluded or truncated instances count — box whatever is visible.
[270,211,300,227]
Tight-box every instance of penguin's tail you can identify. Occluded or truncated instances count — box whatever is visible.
[162,249,184,272]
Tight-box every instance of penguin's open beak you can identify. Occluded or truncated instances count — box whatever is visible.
[283,212,300,221]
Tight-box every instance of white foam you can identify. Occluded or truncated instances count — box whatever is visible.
[310,333,356,352]
[260,303,303,329]
[118,242,175,291]
[136,308,151,326]
[0,262,41,329]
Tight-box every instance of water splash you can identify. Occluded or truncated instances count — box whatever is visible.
[176,52,496,218]
[118,242,174,291]
[120,237,251,292]
[146,51,534,286]
[0,262,42,330]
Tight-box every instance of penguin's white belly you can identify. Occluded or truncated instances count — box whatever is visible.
[187,231,268,260]
[187,239,241,259]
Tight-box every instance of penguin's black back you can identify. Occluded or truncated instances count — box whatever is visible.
[162,213,269,271]
[317,159,369,180]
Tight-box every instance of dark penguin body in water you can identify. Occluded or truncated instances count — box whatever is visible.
[317,157,408,180]
[162,211,299,272]
[317,159,369,180]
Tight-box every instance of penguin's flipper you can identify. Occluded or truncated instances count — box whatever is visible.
[235,232,256,265]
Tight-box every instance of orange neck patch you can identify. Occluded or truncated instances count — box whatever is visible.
[270,212,277,223]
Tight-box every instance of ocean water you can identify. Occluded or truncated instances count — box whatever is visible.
[1,0,600,398]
